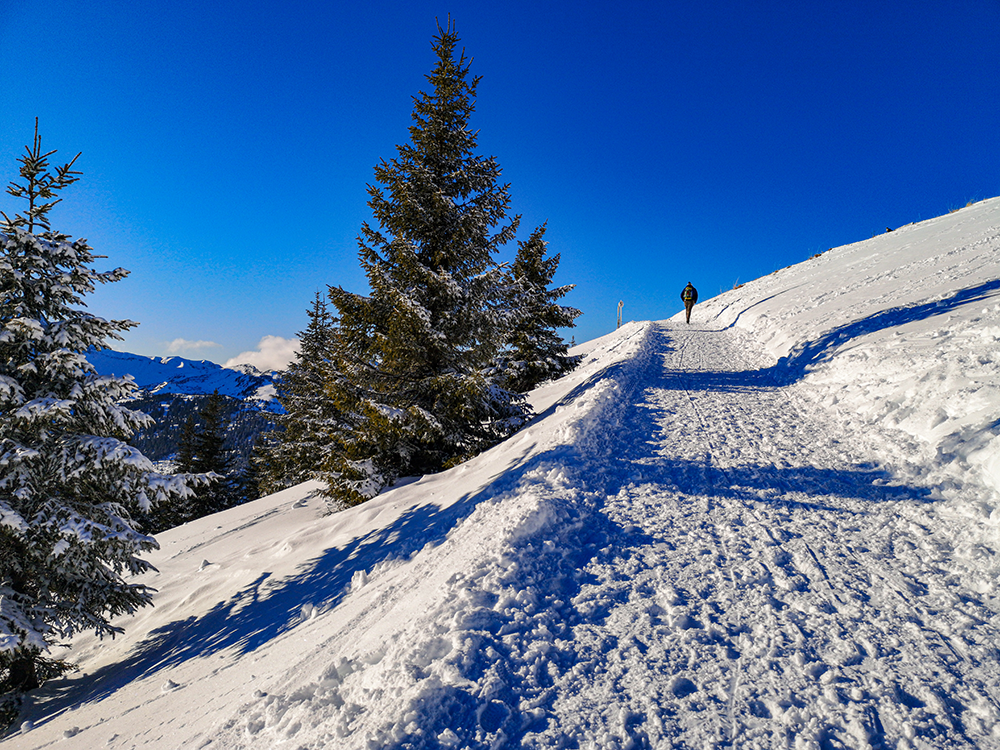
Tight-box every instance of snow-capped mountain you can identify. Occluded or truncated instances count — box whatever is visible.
[9,197,1000,749]
[86,349,279,405]
[85,350,281,470]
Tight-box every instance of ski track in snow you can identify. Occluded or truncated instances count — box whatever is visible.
[193,321,1000,750]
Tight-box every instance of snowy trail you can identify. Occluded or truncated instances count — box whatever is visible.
[194,320,1000,750]
[10,313,1000,750]
[518,322,1000,749]
[9,200,999,750]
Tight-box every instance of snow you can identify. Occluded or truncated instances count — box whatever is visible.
[6,197,1000,748]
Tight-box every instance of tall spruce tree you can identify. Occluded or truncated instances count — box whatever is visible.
[503,223,582,393]
[189,390,232,515]
[256,292,341,496]
[323,20,528,506]
[0,123,195,724]
[191,392,228,476]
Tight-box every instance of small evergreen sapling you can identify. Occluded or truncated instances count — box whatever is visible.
[0,123,195,723]
[256,292,341,496]
[503,223,582,393]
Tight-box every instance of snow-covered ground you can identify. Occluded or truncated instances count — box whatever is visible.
[6,197,1000,749]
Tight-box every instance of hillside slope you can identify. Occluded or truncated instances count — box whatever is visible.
[7,198,1000,749]
[694,197,1000,516]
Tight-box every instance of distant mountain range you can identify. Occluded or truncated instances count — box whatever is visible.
[86,349,282,471]
[87,349,281,404]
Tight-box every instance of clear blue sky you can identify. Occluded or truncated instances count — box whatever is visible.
[2,0,998,368]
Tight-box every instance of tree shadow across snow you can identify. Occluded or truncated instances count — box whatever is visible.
[769,278,1000,386]
[33,437,640,745]
[614,326,933,508]
[621,455,931,509]
[35,492,488,712]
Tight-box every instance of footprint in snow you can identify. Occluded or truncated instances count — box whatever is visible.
[671,677,698,698]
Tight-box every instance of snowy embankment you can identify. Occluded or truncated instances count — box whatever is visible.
[10,321,664,748]
[7,197,1000,749]
[693,197,1000,515]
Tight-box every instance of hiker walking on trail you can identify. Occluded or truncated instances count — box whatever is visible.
[681,282,698,324]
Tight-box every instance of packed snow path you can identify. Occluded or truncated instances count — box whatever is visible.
[11,200,1000,750]
[178,321,1000,750]
[12,319,1000,750]
[507,322,1000,749]
[209,320,1000,750]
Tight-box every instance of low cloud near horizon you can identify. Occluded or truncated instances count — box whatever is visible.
[166,338,222,354]
[225,335,300,372]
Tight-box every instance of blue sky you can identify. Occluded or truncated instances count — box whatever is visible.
[1,0,997,368]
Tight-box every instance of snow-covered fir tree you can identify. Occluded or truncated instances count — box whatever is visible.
[323,20,529,507]
[187,392,228,476]
[0,123,195,725]
[256,293,341,496]
[502,223,582,393]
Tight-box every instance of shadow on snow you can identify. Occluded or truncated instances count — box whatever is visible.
[770,278,1000,386]
[34,491,489,713]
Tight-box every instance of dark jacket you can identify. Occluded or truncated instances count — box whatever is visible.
[681,284,698,304]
